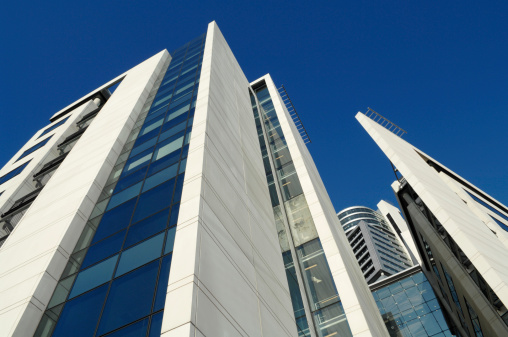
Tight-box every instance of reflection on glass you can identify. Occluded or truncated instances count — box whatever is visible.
[313,302,352,337]
[297,239,339,311]
[285,195,318,246]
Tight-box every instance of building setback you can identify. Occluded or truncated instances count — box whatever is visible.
[357,110,508,336]
[0,23,389,337]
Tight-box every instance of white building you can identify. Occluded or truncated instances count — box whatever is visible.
[338,203,415,284]
[0,22,389,337]
[357,110,508,336]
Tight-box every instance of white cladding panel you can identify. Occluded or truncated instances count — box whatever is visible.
[161,22,297,337]
[0,51,169,337]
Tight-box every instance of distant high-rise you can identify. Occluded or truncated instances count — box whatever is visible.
[0,22,390,337]
[338,202,413,284]
[357,110,508,336]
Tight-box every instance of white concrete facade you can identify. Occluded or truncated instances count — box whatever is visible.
[0,50,169,337]
[161,22,297,337]
[357,111,508,336]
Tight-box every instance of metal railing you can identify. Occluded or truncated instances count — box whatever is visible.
[277,85,311,144]
[365,107,407,137]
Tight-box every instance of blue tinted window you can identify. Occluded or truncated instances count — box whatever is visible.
[147,150,181,176]
[164,227,176,255]
[169,205,180,227]
[124,208,169,248]
[123,149,153,174]
[97,260,159,335]
[133,127,161,148]
[154,254,172,311]
[102,318,149,337]
[161,111,188,133]
[16,136,52,161]
[132,180,176,223]
[115,233,164,277]
[92,198,136,244]
[113,167,148,194]
[52,284,108,337]
[148,312,164,337]
[130,136,157,158]
[38,117,69,138]
[81,230,125,269]
[158,121,187,143]
[69,254,118,298]
[107,182,142,211]
[172,174,185,204]
[0,161,30,186]
[142,163,178,192]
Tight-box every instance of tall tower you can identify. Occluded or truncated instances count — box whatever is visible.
[0,22,388,337]
[357,110,508,337]
[337,204,413,284]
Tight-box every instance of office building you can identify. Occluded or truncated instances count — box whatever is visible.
[338,203,413,284]
[357,109,508,336]
[0,22,390,337]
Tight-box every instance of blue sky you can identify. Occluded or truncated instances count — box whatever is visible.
[1,1,507,212]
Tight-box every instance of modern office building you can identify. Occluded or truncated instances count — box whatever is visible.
[338,203,413,284]
[357,109,508,336]
[0,22,390,337]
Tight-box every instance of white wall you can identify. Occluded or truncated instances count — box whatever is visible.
[161,22,297,337]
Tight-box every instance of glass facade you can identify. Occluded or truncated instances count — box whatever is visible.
[34,33,206,337]
[373,271,457,337]
[250,83,352,337]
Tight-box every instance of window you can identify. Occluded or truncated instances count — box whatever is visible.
[465,299,484,337]
[38,117,69,139]
[0,161,31,186]
[16,136,52,161]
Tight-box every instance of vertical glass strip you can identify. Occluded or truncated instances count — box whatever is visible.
[251,83,353,337]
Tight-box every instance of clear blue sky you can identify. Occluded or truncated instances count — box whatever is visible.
[1,1,507,212]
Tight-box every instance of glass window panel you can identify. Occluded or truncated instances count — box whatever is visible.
[92,198,136,244]
[142,164,178,193]
[106,181,142,211]
[124,208,169,248]
[113,167,148,194]
[130,136,157,158]
[102,318,149,337]
[133,127,161,149]
[148,312,164,337]
[169,205,180,227]
[296,239,339,310]
[81,230,125,269]
[139,117,164,137]
[154,254,172,311]
[178,158,187,173]
[153,136,184,162]
[166,102,190,123]
[132,179,176,223]
[161,113,188,133]
[115,233,164,277]
[164,227,176,254]
[97,260,159,335]
[69,255,118,298]
[285,194,318,246]
[147,149,181,177]
[124,151,153,173]
[158,121,187,143]
[171,174,185,204]
[282,251,306,318]
[312,302,352,337]
[52,284,108,337]
[47,274,77,309]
